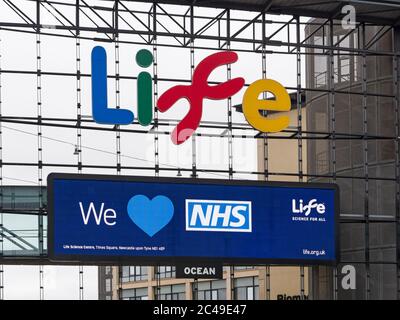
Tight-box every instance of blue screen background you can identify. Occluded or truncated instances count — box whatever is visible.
[51,178,337,262]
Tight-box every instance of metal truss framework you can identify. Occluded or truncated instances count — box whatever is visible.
[0,1,397,180]
[0,0,398,300]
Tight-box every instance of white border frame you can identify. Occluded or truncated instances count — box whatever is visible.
[185,199,252,233]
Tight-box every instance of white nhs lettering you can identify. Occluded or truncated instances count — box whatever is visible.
[190,204,246,227]
[186,200,252,233]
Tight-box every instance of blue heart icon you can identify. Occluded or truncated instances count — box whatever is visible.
[127,195,174,237]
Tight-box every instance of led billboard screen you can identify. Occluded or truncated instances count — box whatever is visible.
[48,174,339,265]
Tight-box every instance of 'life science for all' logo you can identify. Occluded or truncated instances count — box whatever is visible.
[292,199,327,223]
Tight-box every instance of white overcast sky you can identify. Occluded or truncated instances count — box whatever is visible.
[0,0,306,299]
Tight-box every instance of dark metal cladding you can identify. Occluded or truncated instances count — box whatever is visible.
[121,0,400,25]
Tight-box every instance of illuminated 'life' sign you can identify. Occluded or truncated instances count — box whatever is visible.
[91,48,291,145]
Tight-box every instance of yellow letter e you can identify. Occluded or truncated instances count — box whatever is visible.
[242,79,291,133]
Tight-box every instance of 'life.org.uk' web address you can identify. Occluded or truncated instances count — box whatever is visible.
[302,249,326,257]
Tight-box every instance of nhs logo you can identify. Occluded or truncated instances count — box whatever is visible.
[185,199,252,233]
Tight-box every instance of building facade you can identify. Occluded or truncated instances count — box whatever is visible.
[99,266,309,301]
[305,21,399,300]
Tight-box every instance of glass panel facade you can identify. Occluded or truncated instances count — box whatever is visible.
[370,264,397,300]
[0,187,47,257]
[156,266,176,279]
[233,277,259,300]
[194,280,226,300]
[306,21,399,300]
[122,288,148,300]
[1,186,47,210]
[121,266,148,282]
[156,284,185,300]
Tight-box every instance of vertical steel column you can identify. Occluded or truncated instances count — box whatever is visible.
[76,43,84,300]
[261,11,270,301]
[295,16,305,300]
[227,9,233,181]
[75,5,82,174]
[155,265,161,300]
[153,3,159,178]
[193,278,198,300]
[392,27,400,301]
[114,1,123,300]
[76,37,84,300]
[226,9,236,300]
[361,23,371,300]
[118,264,123,300]
[190,5,197,179]
[395,52,400,302]
[328,18,338,301]
[230,266,235,300]
[0,28,4,301]
[189,6,198,299]
[189,5,197,299]
[36,0,45,301]
[152,3,160,300]
[115,8,121,176]
[75,0,84,300]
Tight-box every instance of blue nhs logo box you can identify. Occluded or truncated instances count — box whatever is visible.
[185,199,252,232]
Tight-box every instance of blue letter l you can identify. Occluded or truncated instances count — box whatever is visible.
[91,46,134,125]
